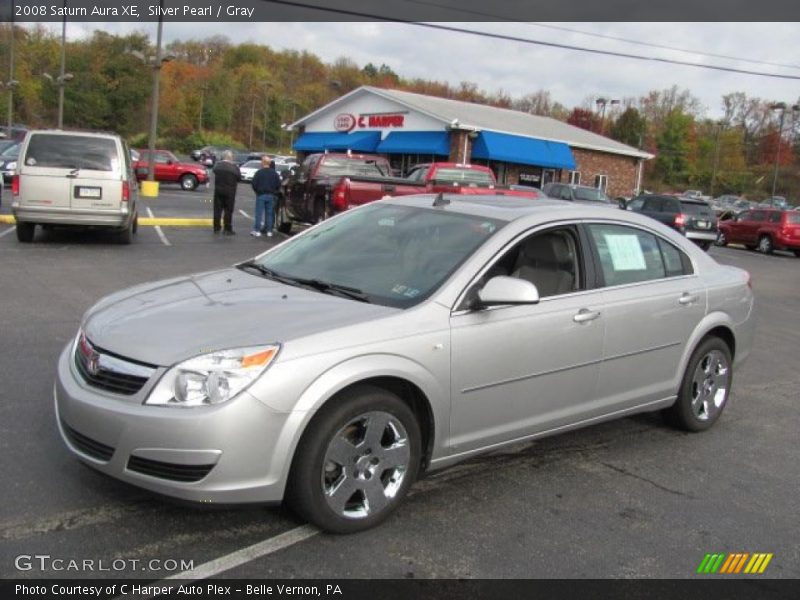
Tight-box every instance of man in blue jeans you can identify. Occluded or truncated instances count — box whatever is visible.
[250,157,282,237]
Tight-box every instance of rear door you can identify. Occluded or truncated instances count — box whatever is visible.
[726,210,750,243]
[67,136,123,212]
[18,133,71,209]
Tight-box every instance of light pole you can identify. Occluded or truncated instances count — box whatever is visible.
[769,102,800,198]
[43,73,74,128]
[710,121,723,197]
[595,97,619,135]
[6,16,16,130]
[127,5,174,183]
[261,81,272,149]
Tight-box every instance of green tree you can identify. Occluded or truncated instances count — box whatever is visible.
[655,109,694,184]
[610,107,646,148]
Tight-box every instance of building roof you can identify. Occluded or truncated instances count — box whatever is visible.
[292,86,653,160]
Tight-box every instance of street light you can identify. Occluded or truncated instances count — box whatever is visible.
[5,16,16,130]
[42,73,74,128]
[769,102,800,198]
[595,97,620,134]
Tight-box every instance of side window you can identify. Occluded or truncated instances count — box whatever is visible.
[642,197,662,212]
[664,199,680,214]
[768,211,781,223]
[561,187,573,201]
[494,227,582,298]
[628,197,645,211]
[738,211,752,222]
[657,238,693,277]
[588,224,667,287]
[751,210,766,222]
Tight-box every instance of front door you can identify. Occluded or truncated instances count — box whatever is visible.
[449,225,604,453]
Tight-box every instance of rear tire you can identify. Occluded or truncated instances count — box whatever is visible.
[276,200,292,234]
[794,250,800,258]
[16,222,35,243]
[286,385,421,534]
[757,235,774,254]
[118,218,134,245]
[180,174,198,191]
[664,336,732,432]
[697,241,712,251]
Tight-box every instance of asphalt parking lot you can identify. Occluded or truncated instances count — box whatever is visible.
[0,190,798,580]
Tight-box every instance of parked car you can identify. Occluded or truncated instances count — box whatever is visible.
[133,150,209,191]
[542,183,614,205]
[509,184,547,198]
[280,154,539,233]
[239,159,262,182]
[0,141,21,184]
[758,196,790,210]
[0,125,29,142]
[716,208,800,256]
[11,130,139,243]
[54,195,754,532]
[631,194,718,250]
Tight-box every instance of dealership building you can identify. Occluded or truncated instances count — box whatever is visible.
[289,86,653,198]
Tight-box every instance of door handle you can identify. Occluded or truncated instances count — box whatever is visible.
[573,309,601,323]
[678,292,699,306]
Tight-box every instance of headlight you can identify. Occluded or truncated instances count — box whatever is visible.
[146,345,279,408]
[5,161,16,170]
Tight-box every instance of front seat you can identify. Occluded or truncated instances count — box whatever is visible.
[511,233,575,297]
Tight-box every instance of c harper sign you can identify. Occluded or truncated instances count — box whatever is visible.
[334,112,406,132]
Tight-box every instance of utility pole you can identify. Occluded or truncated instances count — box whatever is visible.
[7,14,15,129]
[57,2,67,128]
[710,122,722,197]
[146,0,165,183]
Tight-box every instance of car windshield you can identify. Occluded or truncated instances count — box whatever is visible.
[1,142,20,157]
[242,160,262,169]
[573,187,610,202]
[317,158,390,178]
[24,135,118,171]
[431,168,495,186]
[249,203,505,309]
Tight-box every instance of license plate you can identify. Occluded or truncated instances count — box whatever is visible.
[696,220,709,229]
[75,186,102,199]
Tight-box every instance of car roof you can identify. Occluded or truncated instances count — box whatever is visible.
[27,129,121,139]
[381,193,645,224]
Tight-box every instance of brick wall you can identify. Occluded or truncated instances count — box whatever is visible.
[563,148,641,198]
[448,130,472,163]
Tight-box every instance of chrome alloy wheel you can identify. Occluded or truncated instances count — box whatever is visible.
[321,411,410,519]
[690,350,730,421]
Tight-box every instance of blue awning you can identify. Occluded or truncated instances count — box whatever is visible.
[471,131,576,170]
[293,131,381,153]
[375,131,450,155]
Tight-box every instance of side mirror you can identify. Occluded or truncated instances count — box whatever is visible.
[477,276,540,307]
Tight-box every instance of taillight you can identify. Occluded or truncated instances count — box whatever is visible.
[11,174,19,196]
[674,213,686,227]
[122,181,130,202]
[331,178,348,211]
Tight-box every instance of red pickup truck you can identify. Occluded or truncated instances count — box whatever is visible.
[277,153,540,233]
[133,150,209,191]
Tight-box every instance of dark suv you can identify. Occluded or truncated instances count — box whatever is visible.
[543,183,614,206]
[632,194,717,250]
[717,208,800,256]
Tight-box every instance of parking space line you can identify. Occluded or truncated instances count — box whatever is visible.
[161,524,319,583]
[146,207,171,247]
[0,225,16,238]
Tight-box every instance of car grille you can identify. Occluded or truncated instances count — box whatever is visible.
[126,456,215,483]
[61,421,115,462]
[74,335,155,396]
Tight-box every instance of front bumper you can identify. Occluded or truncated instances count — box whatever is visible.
[54,344,305,504]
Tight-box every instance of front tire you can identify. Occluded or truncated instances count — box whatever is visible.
[715,231,727,246]
[664,336,732,432]
[16,222,35,243]
[757,235,774,254]
[180,174,198,191]
[697,241,712,251]
[287,385,421,534]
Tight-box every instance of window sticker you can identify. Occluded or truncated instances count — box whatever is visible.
[391,284,420,297]
[604,233,646,271]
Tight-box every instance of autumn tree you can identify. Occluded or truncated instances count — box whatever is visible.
[567,108,601,133]
[610,107,646,148]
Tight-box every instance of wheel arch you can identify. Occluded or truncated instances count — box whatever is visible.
[674,314,737,392]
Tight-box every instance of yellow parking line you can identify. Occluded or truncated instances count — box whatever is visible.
[0,215,15,224]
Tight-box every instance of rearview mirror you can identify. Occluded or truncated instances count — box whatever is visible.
[477,276,540,307]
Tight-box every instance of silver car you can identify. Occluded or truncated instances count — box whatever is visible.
[55,196,755,532]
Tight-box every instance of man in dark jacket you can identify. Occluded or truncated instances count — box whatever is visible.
[212,150,241,235]
[250,158,282,237]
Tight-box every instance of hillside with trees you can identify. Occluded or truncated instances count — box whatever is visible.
[2,25,798,198]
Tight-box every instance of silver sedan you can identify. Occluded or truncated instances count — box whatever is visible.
[55,195,755,532]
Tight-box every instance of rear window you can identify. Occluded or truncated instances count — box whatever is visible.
[317,157,390,178]
[25,134,119,172]
[431,168,495,186]
[680,201,713,217]
[785,213,800,225]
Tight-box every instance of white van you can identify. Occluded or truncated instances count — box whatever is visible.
[11,130,138,243]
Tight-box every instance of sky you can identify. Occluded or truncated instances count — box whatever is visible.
[34,21,800,119]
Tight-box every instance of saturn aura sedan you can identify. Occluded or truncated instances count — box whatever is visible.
[55,195,755,533]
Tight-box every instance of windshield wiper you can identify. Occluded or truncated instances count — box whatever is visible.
[236,261,297,285]
[237,263,370,303]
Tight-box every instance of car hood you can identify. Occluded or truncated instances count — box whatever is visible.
[83,268,397,366]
